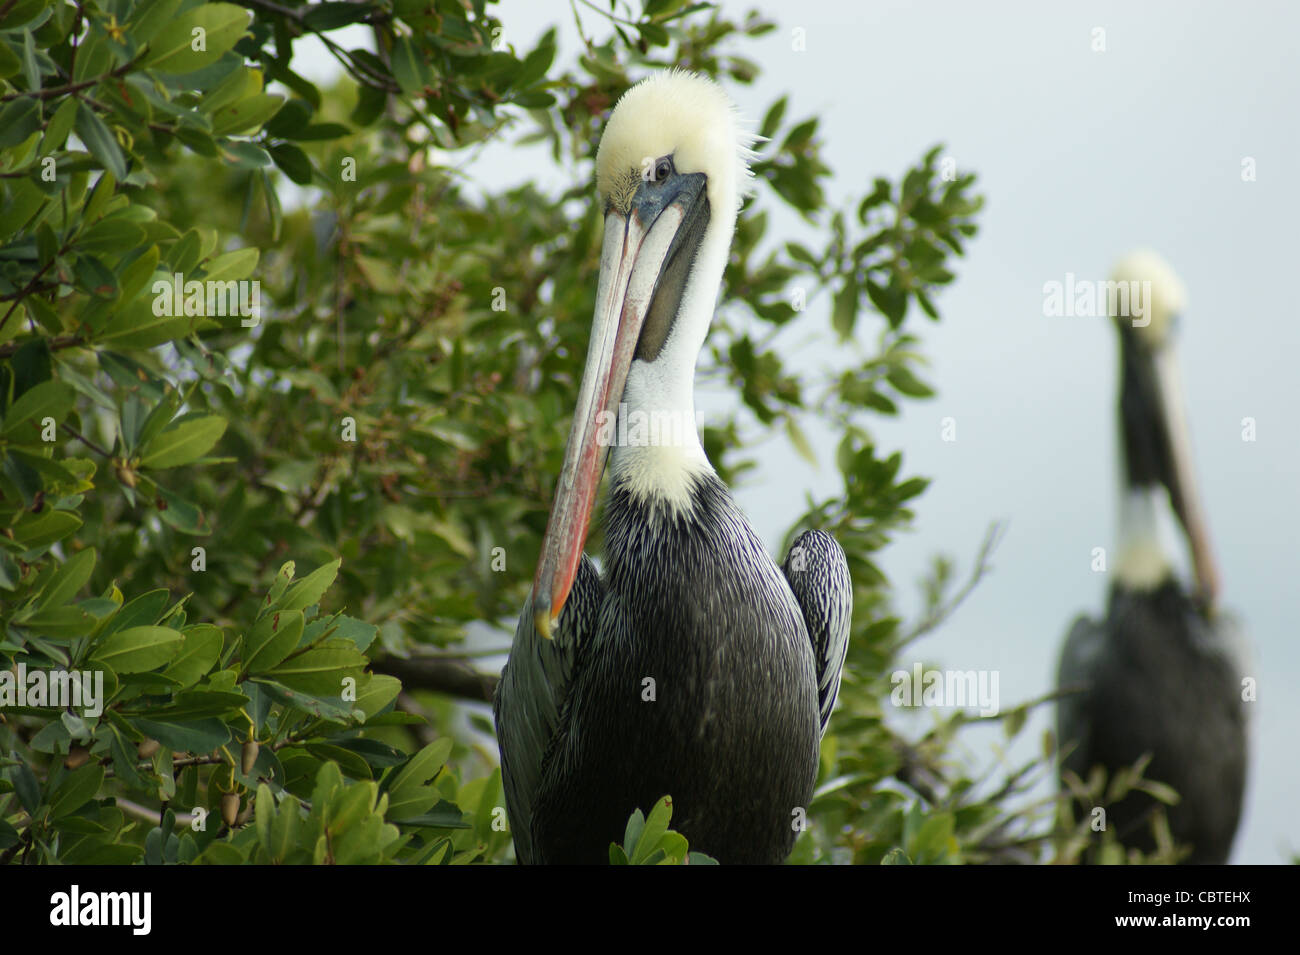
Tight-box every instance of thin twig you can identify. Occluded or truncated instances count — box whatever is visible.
[898,520,1006,648]
[61,422,113,458]
[116,798,194,828]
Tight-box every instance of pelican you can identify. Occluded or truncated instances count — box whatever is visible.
[1056,251,1250,864]
[493,72,852,865]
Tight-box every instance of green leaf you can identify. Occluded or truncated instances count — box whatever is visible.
[0,40,19,80]
[302,2,376,31]
[251,679,356,720]
[134,387,183,457]
[159,625,224,688]
[351,83,386,126]
[11,509,81,549]
[1,379,74,436]
[0,97,40,150]
[398,801,467,830]
[631,795,673,864]
[306,742,372,780]
[0,1,48,30]
[269,142,312,185]
[74,102,127,180]
[198,842,246,864]
[140,689,249,721]
[132,717,231,754]
[784,417,816,466]
[243,609,305,673]
[262,97,311,138]
[49,765,104,818]
[277,558,341,612]
[351,674,400,720]
[138,415,227,469]
[267,791,303,862]
[832,278,858,340]
[127,0,183,46]
[0,551,22,591]
[514,30,555,88]
[638,22,669,47]
[141,3,251,73]
[211,92,284,135]
[155,486,212,535]
[200,246,259,283]
[622,807,645,854]
[886,366,934,398]
[322,615,377,653]
[74,253,120,298]
[78,218,147,254]
[12,763,41,814]
[389,36,428,96]
[265,644,365,695]
[760,96,788,139]
[291,123,350,141]
[35,548,96,611]
[104,589,169,635]
[167,229,202,274]
[329,737,407,769]
[386,738,453,821]
[97,310,199,350]
[15,604,96,640]
[90,625,184,673]
[19,29,39,91]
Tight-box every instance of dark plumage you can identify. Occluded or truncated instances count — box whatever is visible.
[1058,582,1249,863]
[496,472,850,864]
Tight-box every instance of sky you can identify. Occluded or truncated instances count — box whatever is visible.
[300,0,1299,862]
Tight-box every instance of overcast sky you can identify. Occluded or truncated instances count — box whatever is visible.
[303,1,1298,862]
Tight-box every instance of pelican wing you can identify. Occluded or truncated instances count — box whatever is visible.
[494,555,603,864]
[1055,613,1106,779]
[781,529,852,735]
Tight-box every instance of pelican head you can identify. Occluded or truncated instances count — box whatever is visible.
[596,70,756,222]
[1111,248,1188,347]
[1111,250,1218,606]
[532,71,756,637]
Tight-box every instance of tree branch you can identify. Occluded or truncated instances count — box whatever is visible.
[373,655,498,704]
[0,334,84,359]
[898,520,1006,649]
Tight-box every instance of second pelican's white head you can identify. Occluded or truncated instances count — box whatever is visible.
[533,71,756,637]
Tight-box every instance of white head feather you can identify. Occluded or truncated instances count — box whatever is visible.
[1111,249,1187,346]
[596,70,758,219]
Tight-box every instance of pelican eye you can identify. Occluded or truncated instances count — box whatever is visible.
[653,156,674,182]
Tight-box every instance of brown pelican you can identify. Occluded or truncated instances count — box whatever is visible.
[493,72,852,865]
[1056,251,1250,863]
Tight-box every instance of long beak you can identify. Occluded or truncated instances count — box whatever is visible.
[531,178,703,638]
[1121,326,1221,607]
[1150,345,1220,607]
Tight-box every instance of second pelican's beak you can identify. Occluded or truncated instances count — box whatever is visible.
[1119,326,1220,607]
[532,172,707,638]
